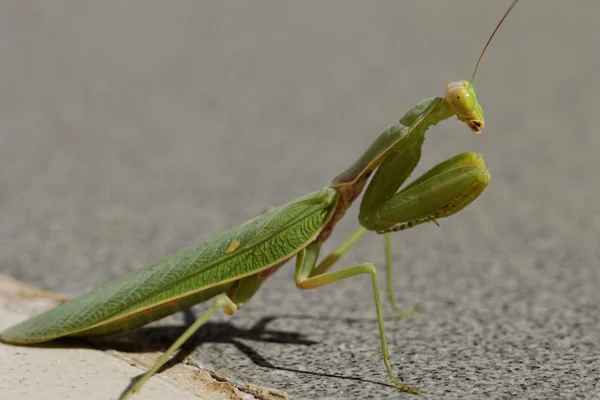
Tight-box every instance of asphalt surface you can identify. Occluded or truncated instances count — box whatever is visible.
[1,1,599,399]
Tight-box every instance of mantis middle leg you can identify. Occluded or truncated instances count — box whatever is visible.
[295,241,420,394]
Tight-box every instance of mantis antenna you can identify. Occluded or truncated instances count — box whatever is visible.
[470,0,520,83]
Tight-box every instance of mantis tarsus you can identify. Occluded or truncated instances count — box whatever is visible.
[0,1,520,397]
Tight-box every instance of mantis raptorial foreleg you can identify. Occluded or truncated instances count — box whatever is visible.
[375,152,489,234]
[315,152,490,320]
[371,152,490,315]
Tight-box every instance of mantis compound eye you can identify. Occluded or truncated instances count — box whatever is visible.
[445,80,484,134]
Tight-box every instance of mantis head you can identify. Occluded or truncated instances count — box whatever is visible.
[445,80,484,134]
[445,0,519,135]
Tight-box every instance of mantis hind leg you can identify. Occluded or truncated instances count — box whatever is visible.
[121,294,238,400]
[121,273,266,400]
[18,284,72,303]
[295,241,420,394]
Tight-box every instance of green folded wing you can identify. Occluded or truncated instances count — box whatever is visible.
[0,188,337,344]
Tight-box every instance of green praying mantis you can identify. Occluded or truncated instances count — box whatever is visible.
[0,1,521,397]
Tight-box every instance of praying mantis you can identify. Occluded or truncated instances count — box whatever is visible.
[0,1,521,398]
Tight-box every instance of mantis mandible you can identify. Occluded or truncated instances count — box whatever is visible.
[0,1,520,397]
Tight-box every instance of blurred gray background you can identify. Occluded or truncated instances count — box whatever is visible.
[1,1,599,399]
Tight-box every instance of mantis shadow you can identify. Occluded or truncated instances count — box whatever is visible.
[85,312,399,398]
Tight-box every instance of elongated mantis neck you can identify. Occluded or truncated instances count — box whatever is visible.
[399,96,455,133]
[332,96,454,196]
[316,97,457,246]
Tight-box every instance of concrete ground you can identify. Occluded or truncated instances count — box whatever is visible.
[0,276,201,400]
[0,275,286,400]
[1,1,599,399]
